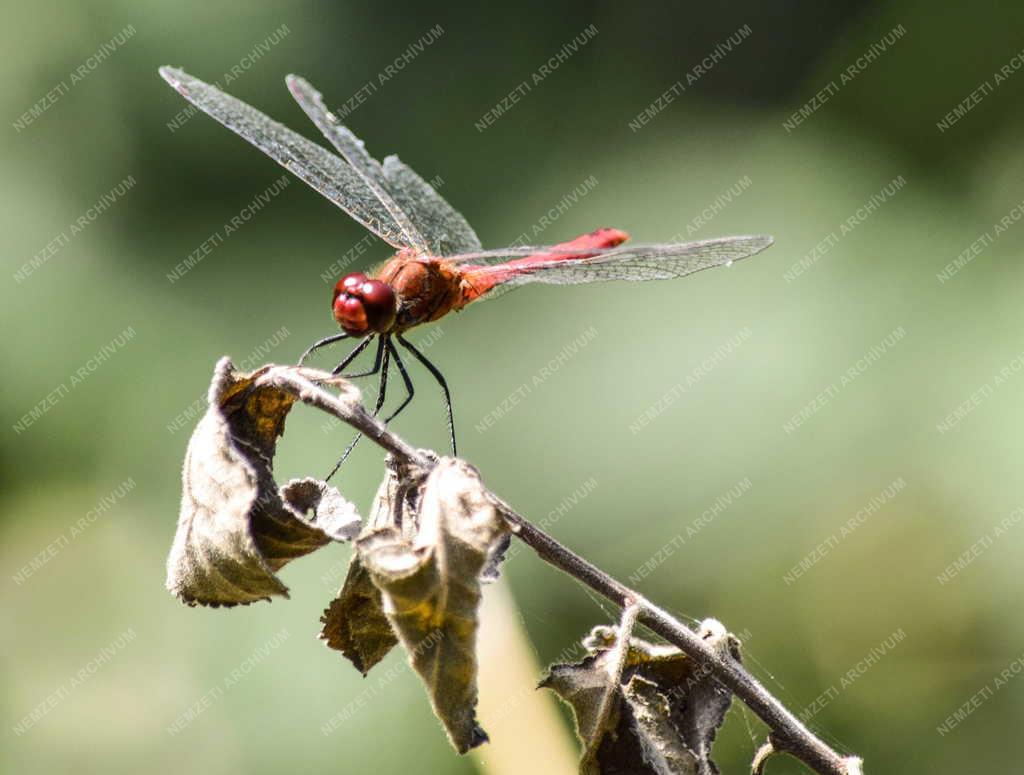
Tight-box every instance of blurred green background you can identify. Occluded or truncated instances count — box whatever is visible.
[4,1,1024,772]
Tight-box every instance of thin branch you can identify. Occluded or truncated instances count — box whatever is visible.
[255,365,865,775]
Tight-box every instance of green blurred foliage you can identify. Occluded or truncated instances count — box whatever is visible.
[3,1,1024,773]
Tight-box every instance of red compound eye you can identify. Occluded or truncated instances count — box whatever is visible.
[359,280,396,332]
[332,273,396,335]
[338,272,367,296]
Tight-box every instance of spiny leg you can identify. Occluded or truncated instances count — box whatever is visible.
[298,332,350,366]
[337,335,386,379]
[384,338,415,423]
[331,335,377,376]
[325,337,391,482]
[397,334,456,456]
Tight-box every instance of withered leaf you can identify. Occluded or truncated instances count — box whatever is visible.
[319,458,415,671]
[623,674,704,774]
[167,358,361,606]
[319,456,431,674]
[358,457,508,753]
[320,557,395,674]
[541,619,741,775]
[280,477,362,542]
[480,532,511,583]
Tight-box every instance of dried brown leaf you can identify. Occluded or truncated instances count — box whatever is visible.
[541,619,741,775]
[166,358,361,606]
[319,457,431,673]
[358,457,508,753]
[320,557,395,673]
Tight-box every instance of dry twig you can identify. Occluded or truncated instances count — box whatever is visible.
[242,363,863,775]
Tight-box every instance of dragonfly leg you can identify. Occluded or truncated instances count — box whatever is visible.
[331,335,378,376]
[325,337,391,482]
[397,334,456,457]
[298,332,349,366]
[384,338,415,423]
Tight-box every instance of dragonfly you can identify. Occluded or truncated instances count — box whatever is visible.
[160,66,773,478]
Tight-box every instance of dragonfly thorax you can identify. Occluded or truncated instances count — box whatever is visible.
[375,254,464,333]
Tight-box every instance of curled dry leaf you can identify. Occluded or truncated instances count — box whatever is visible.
[320,558,395,673]
[358,457,509,753]
[480,532,511,584]
[319,455,432,673]
[320,448,509,676]
[541,618,741,775]
[166,358,361,606]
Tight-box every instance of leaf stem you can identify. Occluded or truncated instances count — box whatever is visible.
[256,364,864,775]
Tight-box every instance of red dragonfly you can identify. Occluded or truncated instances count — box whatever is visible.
[160,67,773,475]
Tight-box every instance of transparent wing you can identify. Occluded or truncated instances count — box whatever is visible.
[159,66,412,249]
[443,245,569,263]
[461,235,773,289]
[285,75,430,254]
[286,75,481,258]
[380,155,482,257]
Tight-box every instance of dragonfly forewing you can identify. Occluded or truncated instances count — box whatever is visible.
[159,66,411,249]
[286,74,430,254]
[380,155,482,257]
[286,74,482,257]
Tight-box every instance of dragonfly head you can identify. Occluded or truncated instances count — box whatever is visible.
[333,273,397,335]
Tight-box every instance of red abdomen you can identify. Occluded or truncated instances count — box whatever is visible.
[457,227,629,306]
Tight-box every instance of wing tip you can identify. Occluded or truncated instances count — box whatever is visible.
[158,65,182,85]
[735,234,774,260]
[159,66,198,99]
[286,75,360,140]
[285,73,312,98]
